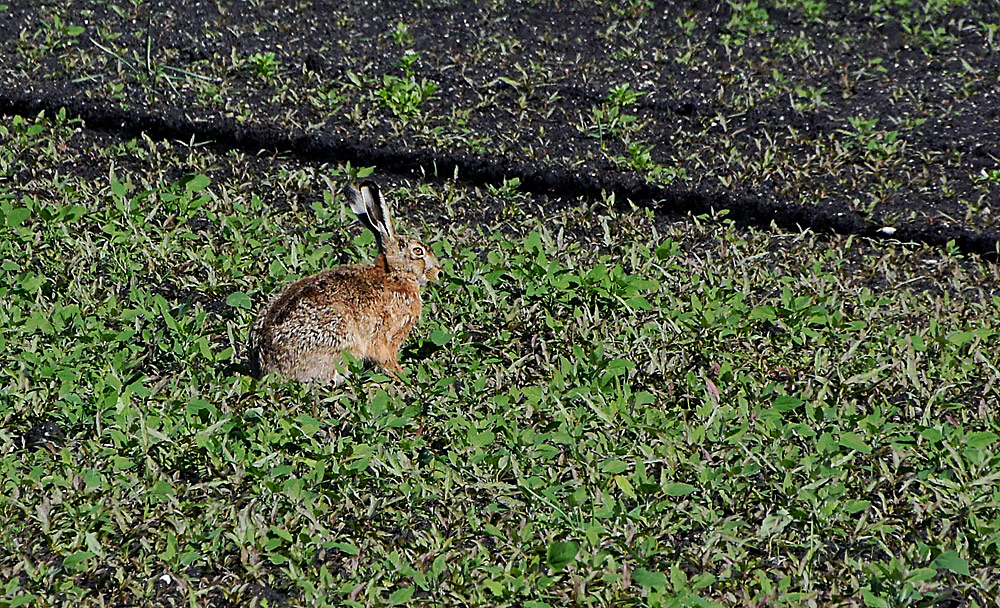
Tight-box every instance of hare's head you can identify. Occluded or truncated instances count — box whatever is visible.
[391,236,442,286]
[347,181,442,286]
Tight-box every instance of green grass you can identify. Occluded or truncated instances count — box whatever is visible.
[2,111,999,607]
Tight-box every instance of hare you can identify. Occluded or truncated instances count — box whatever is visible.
[247,181,442,383]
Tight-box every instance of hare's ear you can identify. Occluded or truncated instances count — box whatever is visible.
[347,181,398,252]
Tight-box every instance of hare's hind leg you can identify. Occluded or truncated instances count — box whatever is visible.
[287,350,350,385]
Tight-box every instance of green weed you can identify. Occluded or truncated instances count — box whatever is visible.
[2,113,998,606]
[377,51,438,121]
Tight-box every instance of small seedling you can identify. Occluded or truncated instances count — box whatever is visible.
[246,51,280,80]
[377,50,438,120]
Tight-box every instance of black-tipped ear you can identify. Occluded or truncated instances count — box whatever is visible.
[368,182,397,245]
[347,181,397,253]
[347,182,382,250]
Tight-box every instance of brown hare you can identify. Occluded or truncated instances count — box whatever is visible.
[247,181,442,383]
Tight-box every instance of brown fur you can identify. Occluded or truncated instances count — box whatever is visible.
[247,183,441,383]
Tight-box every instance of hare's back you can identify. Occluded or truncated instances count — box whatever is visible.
[255,266,401,339]
[261,268,361,326]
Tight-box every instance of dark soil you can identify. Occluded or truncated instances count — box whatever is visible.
[1,1,999,257]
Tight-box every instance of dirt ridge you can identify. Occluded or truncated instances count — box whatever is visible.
[3,86,997,261]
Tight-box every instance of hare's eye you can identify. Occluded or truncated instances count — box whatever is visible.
[412,246,424,257]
